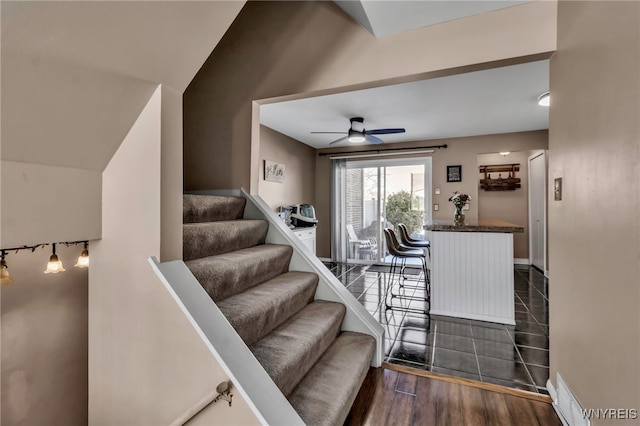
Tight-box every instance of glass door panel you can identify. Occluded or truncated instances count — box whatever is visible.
[343,158,431,264]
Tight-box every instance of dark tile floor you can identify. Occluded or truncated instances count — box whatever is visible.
[323,262,550,394]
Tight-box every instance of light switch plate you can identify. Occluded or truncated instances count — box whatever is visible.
[435,187,440,195]
[463,203,470,211]
[554,178,562,200]
[434,204,439,211]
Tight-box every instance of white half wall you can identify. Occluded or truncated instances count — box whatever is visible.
[0,160,101,247]
[90,87,250,424]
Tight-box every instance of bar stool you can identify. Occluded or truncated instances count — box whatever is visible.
[383,228,430,314]
[398,223,431,282]
[398,223,430,253]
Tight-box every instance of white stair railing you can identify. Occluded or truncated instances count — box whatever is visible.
[149,257,304,425]
[150,188,384,424]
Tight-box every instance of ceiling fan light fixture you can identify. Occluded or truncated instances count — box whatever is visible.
[348,129,366,143]
[538,91,550,107]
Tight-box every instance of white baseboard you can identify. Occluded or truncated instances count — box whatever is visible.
[551,374,591,426]
[547,380,569,426]
[317,257,332,262]
[514,258,530,265]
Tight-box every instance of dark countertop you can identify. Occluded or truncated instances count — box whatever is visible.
[424,219,524,233]
[291,226,317,232]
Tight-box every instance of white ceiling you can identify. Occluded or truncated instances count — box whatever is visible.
[1,1,244,170]
[260,1,549,149]
[260,60,550,149]
[334,0,531,38]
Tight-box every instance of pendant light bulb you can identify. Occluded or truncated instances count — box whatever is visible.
[44,244,65,274]
[1,251,12,285]
[75,242,89,268]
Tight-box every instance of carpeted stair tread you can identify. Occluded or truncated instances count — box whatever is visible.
[183,220,268,261]
[251,301,346,396]
[183,194,246,223]
[288,332,376,426]
[218,272,319,347]
[186,244,292,302]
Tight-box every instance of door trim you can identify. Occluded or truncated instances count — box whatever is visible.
[527,151,548,277]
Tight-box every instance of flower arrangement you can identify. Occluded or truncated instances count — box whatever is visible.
[448,191,471,208]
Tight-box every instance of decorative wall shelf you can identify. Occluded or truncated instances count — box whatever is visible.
[479,164,521,191]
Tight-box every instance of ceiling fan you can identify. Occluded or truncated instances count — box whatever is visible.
[311,117,405,145]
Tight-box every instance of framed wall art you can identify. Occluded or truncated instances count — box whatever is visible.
[447,165,462,183]
[264,160,285,183]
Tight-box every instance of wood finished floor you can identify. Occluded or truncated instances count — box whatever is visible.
[345,366,561,426]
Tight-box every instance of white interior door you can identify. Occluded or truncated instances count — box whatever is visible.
[528,152,546,272]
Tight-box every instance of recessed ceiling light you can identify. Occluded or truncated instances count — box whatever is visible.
[499,152,510,156]
[538,91,550,107]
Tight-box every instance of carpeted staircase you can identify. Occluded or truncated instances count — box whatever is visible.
[183,194,376,425]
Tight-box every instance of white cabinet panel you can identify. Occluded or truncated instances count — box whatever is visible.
[293,228,316,255]
[430,231,515,325]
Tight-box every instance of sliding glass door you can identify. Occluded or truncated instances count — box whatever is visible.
[333,157,432,264]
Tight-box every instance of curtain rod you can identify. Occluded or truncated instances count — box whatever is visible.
[318,144,448,158]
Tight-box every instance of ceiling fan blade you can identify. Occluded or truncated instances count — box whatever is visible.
[329,136,349,145]
[310,131,347,134]
[366,134,383,144]
[365,128,406,135]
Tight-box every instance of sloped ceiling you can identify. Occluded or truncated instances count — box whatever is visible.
[334,0,531,37]
[1,1,245,171]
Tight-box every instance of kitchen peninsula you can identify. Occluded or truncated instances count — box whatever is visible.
[424,220,524,325]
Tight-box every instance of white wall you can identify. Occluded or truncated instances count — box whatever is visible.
[258,126,316,210]
[477,151,536,260]
[549,1,640,420]
[89,88,255,424]
[0,161,101,247]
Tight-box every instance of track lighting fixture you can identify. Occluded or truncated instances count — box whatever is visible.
[0,240,89,281]
[75,242,89,268]
[44,243,65,274]
[1,251,12,285]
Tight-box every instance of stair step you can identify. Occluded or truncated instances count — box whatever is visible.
[183,220,268,261]
[289,332,376,426]
[218,271,318,347]
[251,301,345,397]
[183,194,246,223]
[186,244,293,302]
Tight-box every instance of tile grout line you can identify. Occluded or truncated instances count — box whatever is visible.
[524,267,549,302]
[506,325,538,392]
[505,269,550,386]
[515,276,550,337]
[327,262,550,392]
[430,322,438,370]
[469,324,484,381]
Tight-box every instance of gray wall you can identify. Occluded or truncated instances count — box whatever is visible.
[1,245,88,425]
